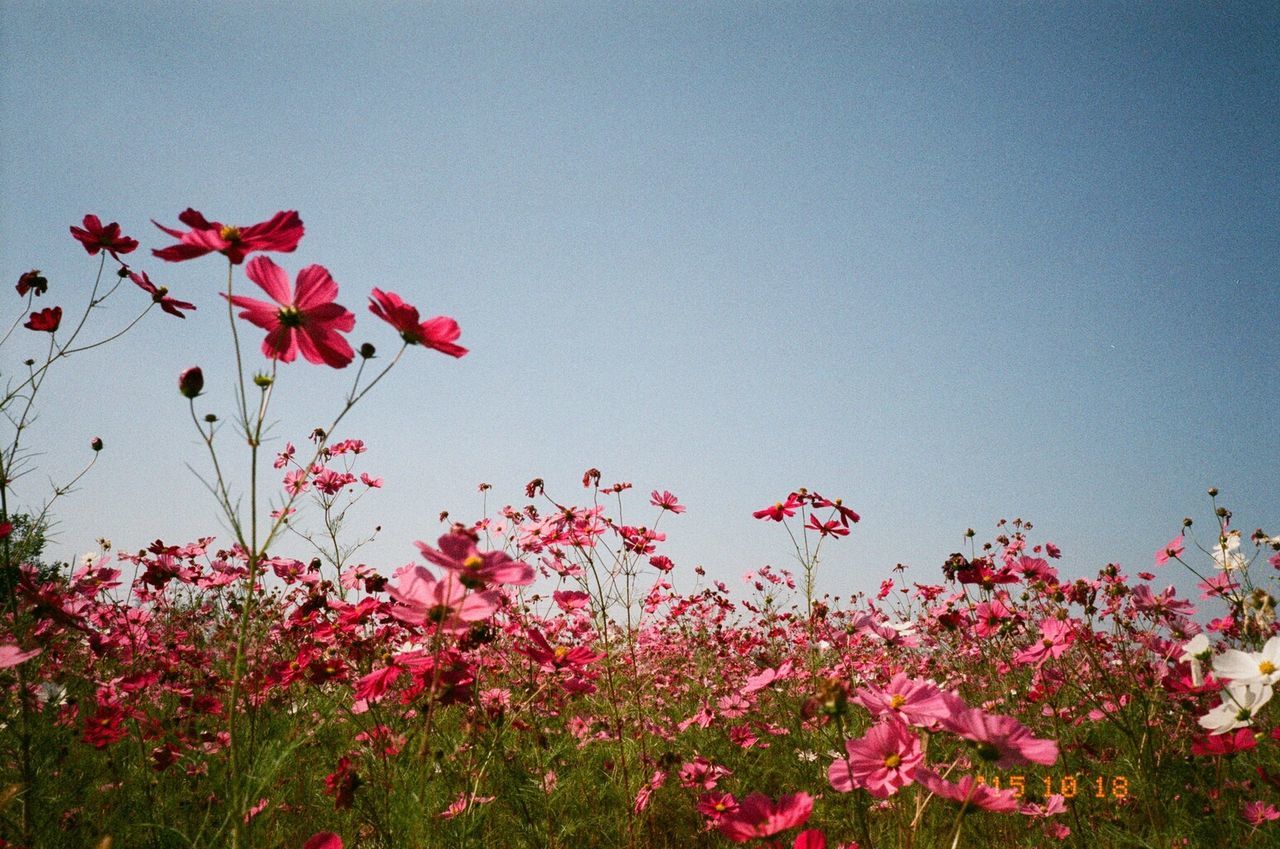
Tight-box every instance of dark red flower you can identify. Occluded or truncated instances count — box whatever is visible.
[368,288,467,357]
[16,270,47,297]
[130,270,196,318]
[24,306,62,333]
[70,214,138,258]
[152,209,304,264]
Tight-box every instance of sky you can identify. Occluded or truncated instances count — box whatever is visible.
[1,2,1276,611]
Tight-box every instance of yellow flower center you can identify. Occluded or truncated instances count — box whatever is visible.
[1260,661,1276,676]
[553,646,570,661]
[463,555,484,569]
[889,693,907,709]
[884,753,901,768]
[219,225,242,242]
[277,305,304,328]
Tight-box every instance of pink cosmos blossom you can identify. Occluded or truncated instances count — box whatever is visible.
[974,598,1015,637]
[650,490,686,513]
[715,792,813,843]
[1013,618,1076,666]
[914,768,1021,813]
[942,708,1059,768]
[367,288,467,357]
[828,719,925,798]
[517,629,604,673]
[386,565,498,634]
[224,257,355,368]
[302,833,343,849]
[415,532,534,588]
[1191,728,1257,756]
[0,644,41,668]
[70,214,138,258]
[853,674,959,728]
[1243,801,1280,826]
[130,270,196,318]
[753,495,802,522]
[1155,534,1185,566]
[153,209,303,264]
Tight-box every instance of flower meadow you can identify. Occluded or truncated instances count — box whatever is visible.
[1,211,1278,849]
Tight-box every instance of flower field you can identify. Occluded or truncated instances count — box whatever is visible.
[1,211,1276,849]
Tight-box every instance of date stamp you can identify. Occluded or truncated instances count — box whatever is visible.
[975,773,1130,799]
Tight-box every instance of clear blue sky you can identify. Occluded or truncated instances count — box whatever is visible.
[1,2,1276,606]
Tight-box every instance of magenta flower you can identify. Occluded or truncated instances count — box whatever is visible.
[386,565,499,634]
[914,768,1021,813]
[828,719,925,798]
[24,306,62,333]
[70,214,138,258]
[224,257,355,368]
[0,644,41,669]
[753,494,802,521]
[942,708,1059,768]
[130,270,196,318]
[153,209,303,264]
[368,288,467,357]
[415,532,533,589]
[1155,534,1185,566]
[853,674,960,728]
[715,792,813,843]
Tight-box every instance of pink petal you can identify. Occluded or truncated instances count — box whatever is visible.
[245,256,293,305]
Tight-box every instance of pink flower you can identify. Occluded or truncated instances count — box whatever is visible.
[368,289,467,357]
[650,490,686,513]
[386,565,499,633]
[224,257,355,368]
[131,270,196,318]
[1155,534,1185,566]
[301,833,343,849]
[153,209,303,264]
[941,708,1059,768]
[753,495,802,522]
[70,214,138,258]
[828,719,925,798]
[715,792,813,843]
[0,644,41,669]
[1013,618,1076,666]
[852,674,960,728]
[1243,801,1280,826]
[913,768,1021,813]
[415,532,534,588]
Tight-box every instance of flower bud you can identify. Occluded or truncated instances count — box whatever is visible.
[253,373,273,388]
[359,342,376,359]
[178,366,204,399]
[90,437,103,452]
[203,413,218,423]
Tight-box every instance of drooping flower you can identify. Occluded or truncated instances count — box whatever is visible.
[0,644,41,668]
[70,214,138,258]
[1198,683,1274,734]
[24,306,61,333]
[828,719,924,798]
[224,257,355,368]
[178,366,204,399]
[942,708,1060,768]
[131,270,196,318]
[367,288,467,357]
[715,792,813,843]
[1155,534,1185,566]
[913,768,1021,813]
[16,270,47,297]
[153,209,303,264]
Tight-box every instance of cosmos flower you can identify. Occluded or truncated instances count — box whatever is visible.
[224,257,355,367]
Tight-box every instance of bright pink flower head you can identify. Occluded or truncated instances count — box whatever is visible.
[130,270,196,318]
[386,565,499,634]
[853,674,960,728]
[517,628,604,672]
[828,719,925,798]
[70,214,138,258]
[1243,800,1280,826]
[914,768,1021,813]
[942,708,1059,769]
[368,288,467,357]
[1155,534,1185,566]
[415,532,533,589]
[0,644,41,669]
[753,494,802,522]
[152,209,304,264]
[715,792,813,843]
[301,833,343,849]
[650,490,686,513]
[224,257,355,368]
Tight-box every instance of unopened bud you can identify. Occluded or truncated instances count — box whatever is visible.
[204,413,217,423]
[253,373,273,388]
[90,436,103,452]
[359,342,376,359]
[178,366,204,399]
[1208,487,1219,497]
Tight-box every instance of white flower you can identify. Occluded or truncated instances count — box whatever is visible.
[1212,636,1280,686]
[1198,682,1273,734]
[1212,531,1247,571]
[1181,634,1212,686]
